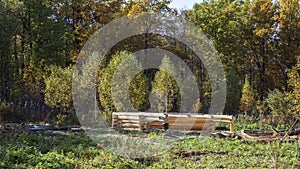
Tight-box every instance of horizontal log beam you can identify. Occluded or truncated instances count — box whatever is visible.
[112,112,235,132]
[113,112,234,120]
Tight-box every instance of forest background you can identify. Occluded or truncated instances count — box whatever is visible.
[0,0,299,128]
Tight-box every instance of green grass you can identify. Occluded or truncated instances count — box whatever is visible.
[0,131,299,169]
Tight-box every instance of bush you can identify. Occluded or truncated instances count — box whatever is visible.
[44,65,73,112]
[152,56,181,113]
[98,52,150,122]
[286,55,300,121]
[239,76,258,114]
[44,65,77,125]
[263,56,300,128]
[264,89,295,127]
[225,67,242,115]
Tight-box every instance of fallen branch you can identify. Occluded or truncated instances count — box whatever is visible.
[240,129,300,142]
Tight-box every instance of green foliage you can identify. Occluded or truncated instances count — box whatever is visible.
[129,72,151,111]
[286,55,300,121]
[265,89,294,127]
[175,136,299,168]
[235,114,272,131]
[152,56,180,112]
[44,66,73,112]
[43,65,77,125]
[191,0,300,115]
[0,132,143,169]
[225,67,242,114]
[22,66,46,101]
[239,76,257,114]
[192,0,249,71]
[262,56,300,127]
[55,114,68,126]
[23,0,71,66]
[0,0,300,125]
[0,132,298,168]
[126,0,171,15]
[98,52,150,121]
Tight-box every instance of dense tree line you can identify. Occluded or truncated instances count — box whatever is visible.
[191,0,299,125]
[0,0,299,126]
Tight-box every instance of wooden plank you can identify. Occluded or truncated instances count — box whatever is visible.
[167,115,233,120]
[116,117,163,122]
[147,123,163,126]
[118,119,140,123]
[117,116,140,120]
[119,128,140,131]
[210,119,232,123]
[116,116,162,121]
[168,126,204,130]
[167,114,233,119]
[114,114,233,121]
[148,123,207,127]
[168,118,207,123]
[111,112,234,132]
[113,112,233,119]
[118,122,140,124]
[168,121,205,125]
[188,117,232,122]
[144,117,163,121]
[112,115,118,128]
[230,122,234,132]
[121,124,140,128]
[168,123,206,128]
[167,117,232,124]
[139,115,145,130]
[168,122,206,127]
[147,124,164,127]
[113,112,164,117]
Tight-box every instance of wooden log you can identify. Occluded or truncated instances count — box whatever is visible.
[240,130,277,141]
[112,115,118,128]
[147,121,164,126]
[168,126,204,130]
[139,115,145,130]
[168,123,209,128]
[114,113,234,122]
[167,117,232,124]
[169,126,204,130]
[111,112,235,132]
[118,127,140,131]
[117,122,140,126]
[121,124,140,128]
[117,121,122,128]
[210,119,233,123]
[168,122,208,126]
[118,117,161,122]
[113,112,164,117]
[167,117,201,122]
[144,117,162,121]
[230,122,234,133]
[113,112,234,120]
[118,120,140,123]
[168,119,209,124]
[117,116,140,120]
[167,114,233,120]
[243,130,274,136]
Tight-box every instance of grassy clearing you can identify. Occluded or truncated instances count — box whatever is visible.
[0,130,299,169]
